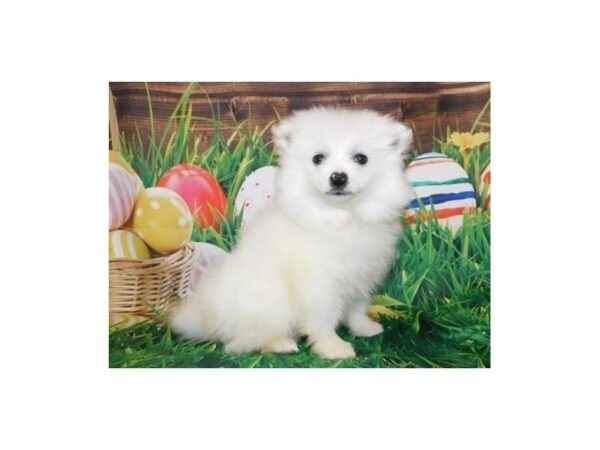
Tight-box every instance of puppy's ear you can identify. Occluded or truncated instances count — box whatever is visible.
[271,119,293,155]
[388,122,413,154]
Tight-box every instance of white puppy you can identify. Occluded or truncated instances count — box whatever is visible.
[170,107,413,359]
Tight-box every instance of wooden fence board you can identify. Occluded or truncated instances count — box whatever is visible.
[110,82,490,153]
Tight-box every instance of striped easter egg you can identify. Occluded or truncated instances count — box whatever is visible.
[405,152,476,231]
[109,150,144,197]
[109,229,151,260]
[109,162,136,230]
[480,164,491,209]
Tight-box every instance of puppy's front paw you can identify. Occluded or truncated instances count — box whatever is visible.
[350,319,384,337]
[312,337,356,360]
[261,338,299,354]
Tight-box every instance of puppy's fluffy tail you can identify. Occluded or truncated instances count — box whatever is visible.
[169,292,217,342]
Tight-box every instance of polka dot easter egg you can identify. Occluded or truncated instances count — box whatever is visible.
[480,164,491,209]
[109,162,136,230]
[190,242,228,288]
[132,187,193,254]
[405,152,476,232]
[234,166,277,231]
[157,163,227,229]
[109,229,151,260]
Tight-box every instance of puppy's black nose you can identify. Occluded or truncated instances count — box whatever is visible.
[329,172,348,188]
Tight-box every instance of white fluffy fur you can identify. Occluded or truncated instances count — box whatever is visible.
[170,107,413,359]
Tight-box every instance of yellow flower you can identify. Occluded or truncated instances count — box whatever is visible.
[449,132,490,153]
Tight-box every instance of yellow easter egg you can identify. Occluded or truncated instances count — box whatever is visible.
[132,187,193,254]
[109,150,144,197]
[109,229,151,260]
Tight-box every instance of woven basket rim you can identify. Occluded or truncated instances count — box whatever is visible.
[109,242,197,270]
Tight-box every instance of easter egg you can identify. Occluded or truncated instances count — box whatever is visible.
[109,150,143,197]
[234,166,277,230]
[157,163,227,229]
[405,152,476,231]
[480,164,491,209]
[132,187,193,254]
[109,229,151,260]
[190,242,228,288]
[109,162,136,230]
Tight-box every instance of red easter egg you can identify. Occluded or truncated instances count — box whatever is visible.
[480,165,491,210]
[157,163,227,229]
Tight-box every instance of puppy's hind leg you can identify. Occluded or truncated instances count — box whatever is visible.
[169,292,216,342]
[261,338,299,354]
[222,276,295,355]
[224,337,298,355]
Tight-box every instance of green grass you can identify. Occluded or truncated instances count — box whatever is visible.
[110,83,491,368]
[110,215,490,368]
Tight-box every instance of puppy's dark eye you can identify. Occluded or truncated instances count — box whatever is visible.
[312,153,325,165]
[353,153,368,165]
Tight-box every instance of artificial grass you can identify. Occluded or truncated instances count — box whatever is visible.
[109,83,491,368]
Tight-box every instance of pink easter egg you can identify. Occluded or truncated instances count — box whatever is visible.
[109,162,136,230]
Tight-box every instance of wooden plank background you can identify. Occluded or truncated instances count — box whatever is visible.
[110,82,490,153]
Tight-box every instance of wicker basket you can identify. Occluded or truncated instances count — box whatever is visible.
[109,243,198,317]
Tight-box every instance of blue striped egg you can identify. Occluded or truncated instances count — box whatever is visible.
[405,152,476,231]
